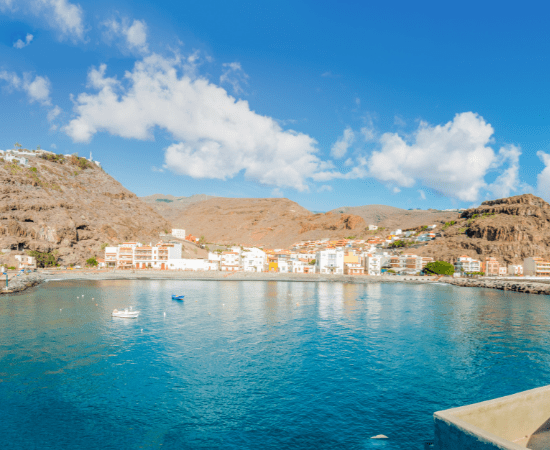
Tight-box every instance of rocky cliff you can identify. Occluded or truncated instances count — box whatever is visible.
[159,197,367,248]
[414,194,550,265]
[0,154,171,266]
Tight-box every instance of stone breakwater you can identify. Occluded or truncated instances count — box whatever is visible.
[0,273,44,294]
[442,277,550,295]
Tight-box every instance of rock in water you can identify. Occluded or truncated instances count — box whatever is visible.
[371,435,388,439]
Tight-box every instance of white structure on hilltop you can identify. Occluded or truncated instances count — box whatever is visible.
[172,229,186,239]
[241,247,266,272]
[368,225,378,231]
[315,249,344,274]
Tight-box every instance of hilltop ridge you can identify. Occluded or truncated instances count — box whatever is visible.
[0,153,172,266]
[413,193,549,264]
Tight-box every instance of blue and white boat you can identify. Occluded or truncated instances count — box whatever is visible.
[172,295,185,301]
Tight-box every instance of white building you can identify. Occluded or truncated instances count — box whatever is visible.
[392,229,403,235]
[507,265,523,276]
[221,252,240,271]
[172,229,186,239]
[277,259,290,273]
[14,255,36,270]
[5,154,29,166]
[363,254,383,275]
[454,255,481,273]
[105,242,182,269]
[315,249,344,274]
[524,257,550,277]
[167,259,218,271]
[368,225,378,231]
[241,247,266,272]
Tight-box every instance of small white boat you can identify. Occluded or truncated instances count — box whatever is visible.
[112,308,140,318]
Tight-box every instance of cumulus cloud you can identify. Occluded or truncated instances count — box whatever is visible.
[219,62,249,95]
[488,145,521,198]
[13,33,34,48]
[536,151,550,200]
[63,53,326,191]
[315,112,522,202]
[103,17,148,53]
[2,0,85,41]
[331,127,354,159]
[0,70,51,105]
[317,185,333,193]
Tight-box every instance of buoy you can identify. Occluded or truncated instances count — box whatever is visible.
[208,312,211,315]
[164,312,166,316]
[60,308,62,311]
[370,435,388,439]
[141,329,143,333]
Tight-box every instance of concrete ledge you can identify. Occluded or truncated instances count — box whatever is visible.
[434,385,550,449]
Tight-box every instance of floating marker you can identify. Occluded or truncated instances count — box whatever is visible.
[370,435,388,439]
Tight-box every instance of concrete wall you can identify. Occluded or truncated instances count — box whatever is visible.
[434,384,550,449]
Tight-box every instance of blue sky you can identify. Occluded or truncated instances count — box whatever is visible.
[1,0,550,212]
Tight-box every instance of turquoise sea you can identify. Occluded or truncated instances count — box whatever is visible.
[1,279,550,449]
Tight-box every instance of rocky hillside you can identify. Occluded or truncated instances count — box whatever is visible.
[141,193,216,223]
[163,197,366,248]
[329,204,460,230]
[413,194,550,265]
[0,154,172,266]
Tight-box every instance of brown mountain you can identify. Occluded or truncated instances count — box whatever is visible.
[161,197,367,248]
[412,194,550,265]
[0,154,172,266]
[329,204,460,230]
[141,193,216,223]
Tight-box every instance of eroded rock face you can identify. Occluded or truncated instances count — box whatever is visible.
[415,194,550,265]
[0,155,171,265]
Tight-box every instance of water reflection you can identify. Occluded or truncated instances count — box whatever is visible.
[1,280,550,450]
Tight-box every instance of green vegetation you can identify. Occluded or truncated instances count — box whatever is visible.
[39,153,65,163]
[14,142,21,150]
[100,243,109,250]
[309,259,316,265]
[68,154,95,170]
[420,225,428,231]
[464,271,485,276]
[27,250,58,268]
[385,269,396,274]
[458,227,468,234]
[29,167,37,173]
[199,236,206,244]
[7,266,16,270]
[423,261,455,276]
[442,220,456,230]
[346,236,356,239]
[86,257,98,267]
[389,240,412,248]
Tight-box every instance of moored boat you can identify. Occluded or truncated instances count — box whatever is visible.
[172,295,185,301]
[112,308,140,318]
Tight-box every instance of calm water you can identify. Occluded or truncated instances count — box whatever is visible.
[2,280,550,449]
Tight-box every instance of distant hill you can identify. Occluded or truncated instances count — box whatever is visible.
[140,194,216,223]
[329,204,460,230]
[156,197,367,248]
[411,194,549,265]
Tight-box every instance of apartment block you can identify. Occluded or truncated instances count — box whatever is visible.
[524,257,550,277]
[315,249,344,274]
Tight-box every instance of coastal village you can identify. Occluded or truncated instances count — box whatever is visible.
[85,228,548,277]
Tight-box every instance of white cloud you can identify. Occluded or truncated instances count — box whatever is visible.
[315,112,518,202]
[0,70,51,105]
[1,0,84,41]
[331,127,354,159]
[317,185,333,193]
[63,53,325,191]
[47,105,61,121]
[103,17,148,53]
[13,33,34,49]
[418,189,426,200]
[488,144,521,198]
[360,126,375,142]
[151,166,164,173]
[271,187,284,197]
[392,187,401,193]
[219,62,249,95]
[536,151,550,200]
[50,143,57,149]
[367,112,497,201]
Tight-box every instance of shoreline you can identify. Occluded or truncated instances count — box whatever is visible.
[441,277,550,295]
[38,270,440,284]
